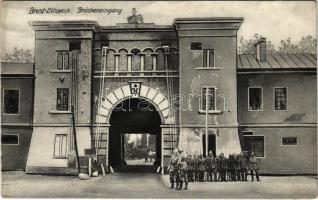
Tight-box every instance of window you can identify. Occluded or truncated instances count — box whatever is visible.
[69,42,81,51]
[3,89,19,114]
[248,87,263,111]
[191,42,202,50]
[56,88,69,111]
[1,134,19,145]
[242,131,253,136]
[54,134,67,158]
[203,49,215,68]
[201,87,216,111]
[275,87,287,110]
[57,52,70,70]
[282,137,298,145]
[242,135,264,157]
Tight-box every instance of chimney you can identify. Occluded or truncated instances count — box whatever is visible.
[254,37,266,62]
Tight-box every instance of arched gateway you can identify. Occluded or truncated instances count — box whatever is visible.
[96,85,175,125]
[94,85,177,172]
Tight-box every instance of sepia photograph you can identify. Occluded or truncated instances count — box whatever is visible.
[1,0,317,198]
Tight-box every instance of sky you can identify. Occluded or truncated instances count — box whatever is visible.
[0,1,316,55]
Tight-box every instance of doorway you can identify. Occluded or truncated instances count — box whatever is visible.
[202,134,216,157]
[109,98,162,172]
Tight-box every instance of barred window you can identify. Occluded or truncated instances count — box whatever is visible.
[3,89,19,114]
[54,134,67,159]
[282,137,298,145]
[242,136,264,157]
[201,87,216,111]
[56,88,69,111]
[203,49,215,68]
[248,87,263,111]
[275,87,287,110]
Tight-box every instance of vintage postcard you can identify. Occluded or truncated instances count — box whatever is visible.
[1,1,317,198]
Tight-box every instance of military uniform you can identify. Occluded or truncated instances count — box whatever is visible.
[168,151,180,189]
[205,152,217,182]
[218,153,227,182]
[233,154,240,181]
[249,152,260,182]
[178,156,189,190]
[228,154,235,181]
[198,155,205,182]
[186,155,195,182]
[239,152,248,181]
[194,155,199,182]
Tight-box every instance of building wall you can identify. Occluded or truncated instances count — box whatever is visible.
[238,73,317,174]
[1,63,34,171]
[1,78,34,124]
[175,19,243,156]
[92,27,180,167]
[26,24,95,171]
[237,73,317,124]
[239,127,317,174]
[178,36,238,125]
[1,127,33,170]
[32,38,92,124]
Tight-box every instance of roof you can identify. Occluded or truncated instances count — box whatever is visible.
[238,53,317,70]
[29,20,99,31]
[174,17,244,23]
[99,23,174,32]
[1,62,34,75]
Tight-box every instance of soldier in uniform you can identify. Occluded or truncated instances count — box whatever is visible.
[178,154,189,190]
[205,150,215,182]
[168,148,180,189]
[194,155,199,182]
[186,154,195,182]
[228,154,234,181]
[198,155,205,182]
[211,152,217,182]
[225,155,231,181]
[239,152,248,181]
[249,152,260,182]
[215,154,220,181]
[233,154,240,181]
[218,153,227,182]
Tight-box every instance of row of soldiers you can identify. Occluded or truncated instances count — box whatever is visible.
[168,149,260,190]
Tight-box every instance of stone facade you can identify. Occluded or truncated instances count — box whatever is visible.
[2,17,316,175]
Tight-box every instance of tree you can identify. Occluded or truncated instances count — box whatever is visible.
[238,34,276,54]
[277,37,300,53]
[238,34,316,54]
[2,47,34,63]
[294,35,316,54]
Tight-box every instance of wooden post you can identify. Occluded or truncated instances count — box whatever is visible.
[88,157,92,176]
[71,105,81,173]
[205,88,209,157]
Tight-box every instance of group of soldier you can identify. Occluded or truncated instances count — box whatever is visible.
[168,149,260,190]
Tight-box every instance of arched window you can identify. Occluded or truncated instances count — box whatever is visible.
[118,49,128,71]
[155,48,165,70]
[106,49,116,71]
[131,48,141,71]
[143,48,154,71]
